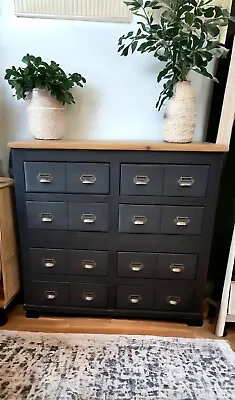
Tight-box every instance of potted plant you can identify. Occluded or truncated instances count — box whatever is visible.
[118,0,234,143]
[5,54,86,140]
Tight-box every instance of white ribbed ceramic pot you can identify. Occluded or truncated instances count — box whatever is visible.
[27,89,66,140]
[164,81,196,143]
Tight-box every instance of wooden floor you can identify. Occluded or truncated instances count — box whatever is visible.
[1,306,235,350]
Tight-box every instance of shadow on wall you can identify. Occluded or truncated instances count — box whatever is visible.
[67,84,99,140]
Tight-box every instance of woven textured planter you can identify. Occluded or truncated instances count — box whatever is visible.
[164,81,196,143]
[27,89,66,140]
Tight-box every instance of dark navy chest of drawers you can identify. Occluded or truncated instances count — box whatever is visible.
[10,141,226,325]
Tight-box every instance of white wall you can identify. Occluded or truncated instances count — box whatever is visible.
[0,0,213,173]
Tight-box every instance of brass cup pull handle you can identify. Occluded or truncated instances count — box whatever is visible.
[40,213,54,223]
[43,258,56,268]
[167,296,181,306]
[45,291,57,300]
[80,174,96,184]
[81,260,97,270]
[82,292,96,302]
[128,294,142,304]
[178,176,195,187]
[170,263,184,273]
[132,216,148,225]
[174,216,191,226]
[81,214,97,224]
[129,262,144,272]
[37,173,53,184]
[133,175,150,185]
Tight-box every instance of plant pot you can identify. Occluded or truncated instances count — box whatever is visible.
[163,81,196,143]
[27,89,66,140]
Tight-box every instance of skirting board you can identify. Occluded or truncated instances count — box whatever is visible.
[14,0,131,22]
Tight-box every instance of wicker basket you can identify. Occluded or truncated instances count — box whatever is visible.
[27,89,66,140]
[164,81,196,143]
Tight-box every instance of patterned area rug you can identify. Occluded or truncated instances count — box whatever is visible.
[0,331,234,400]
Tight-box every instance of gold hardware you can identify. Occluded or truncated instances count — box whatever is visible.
[80,174,96,184]
[129,262,144,272]
[132,216,148,225]
[174,216,190,226]
[81,213,97,224]
[37,173,53,183]
[178,177,195,187]
[133,175,150,185]
[81,260,97,270]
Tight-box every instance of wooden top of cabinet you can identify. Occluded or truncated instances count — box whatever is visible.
[7,140,228,152]
[0,178,13,189]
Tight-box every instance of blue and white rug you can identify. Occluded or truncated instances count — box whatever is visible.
[0,331,234,399]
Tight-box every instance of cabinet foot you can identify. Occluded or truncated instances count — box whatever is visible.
[25,310,40,319]
[187,319,204,327]
[0,309,8,326]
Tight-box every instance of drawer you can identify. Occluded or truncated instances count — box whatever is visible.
[163,165,209,197]
[29,281,69,306]
[118,252,157,278]
[119,204,161,233]
[66,163,110,194]
[68,203,109,232]
[158,254,198,280]
[71,283,108,308]
[155,281,194,311]
[24,162,66,193]
[26,201,67,230]
[161,206,204,235]
[117,285,154,309]
[30,249,69,275]
[70,250,108,276]
[120,164,164,196]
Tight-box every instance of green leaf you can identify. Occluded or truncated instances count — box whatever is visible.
[185,12,193,25]
[131,41,138,53]
[204,7,214,18]
[206,24,220,37]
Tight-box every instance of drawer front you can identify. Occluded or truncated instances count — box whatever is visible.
[117,285,154,309]
[163,165,209,197]
[24,162,66,193]
[26,201,67,230]
[119,204,161,233]
[158,254,198,280]
[70,250,108,276]
[30,249,68,275]
[29,281,69,306]
[120,164,164,196]
[66,163,110,194]
[68,203,109,232]
[161,206,204,235]
[155,282,194,311]
[118,252,157,278]
[71,283,108,308]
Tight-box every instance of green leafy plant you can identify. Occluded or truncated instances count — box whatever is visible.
[5,54,86,105]
[118,0,234,110]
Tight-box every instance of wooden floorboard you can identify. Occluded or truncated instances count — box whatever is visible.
[1,306,235,350]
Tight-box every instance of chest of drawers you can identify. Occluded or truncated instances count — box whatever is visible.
[9,141,225,325]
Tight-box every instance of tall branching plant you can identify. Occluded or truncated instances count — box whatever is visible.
[118,0,234,110]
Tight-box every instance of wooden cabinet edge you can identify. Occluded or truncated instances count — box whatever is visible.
[7,141,228,152]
